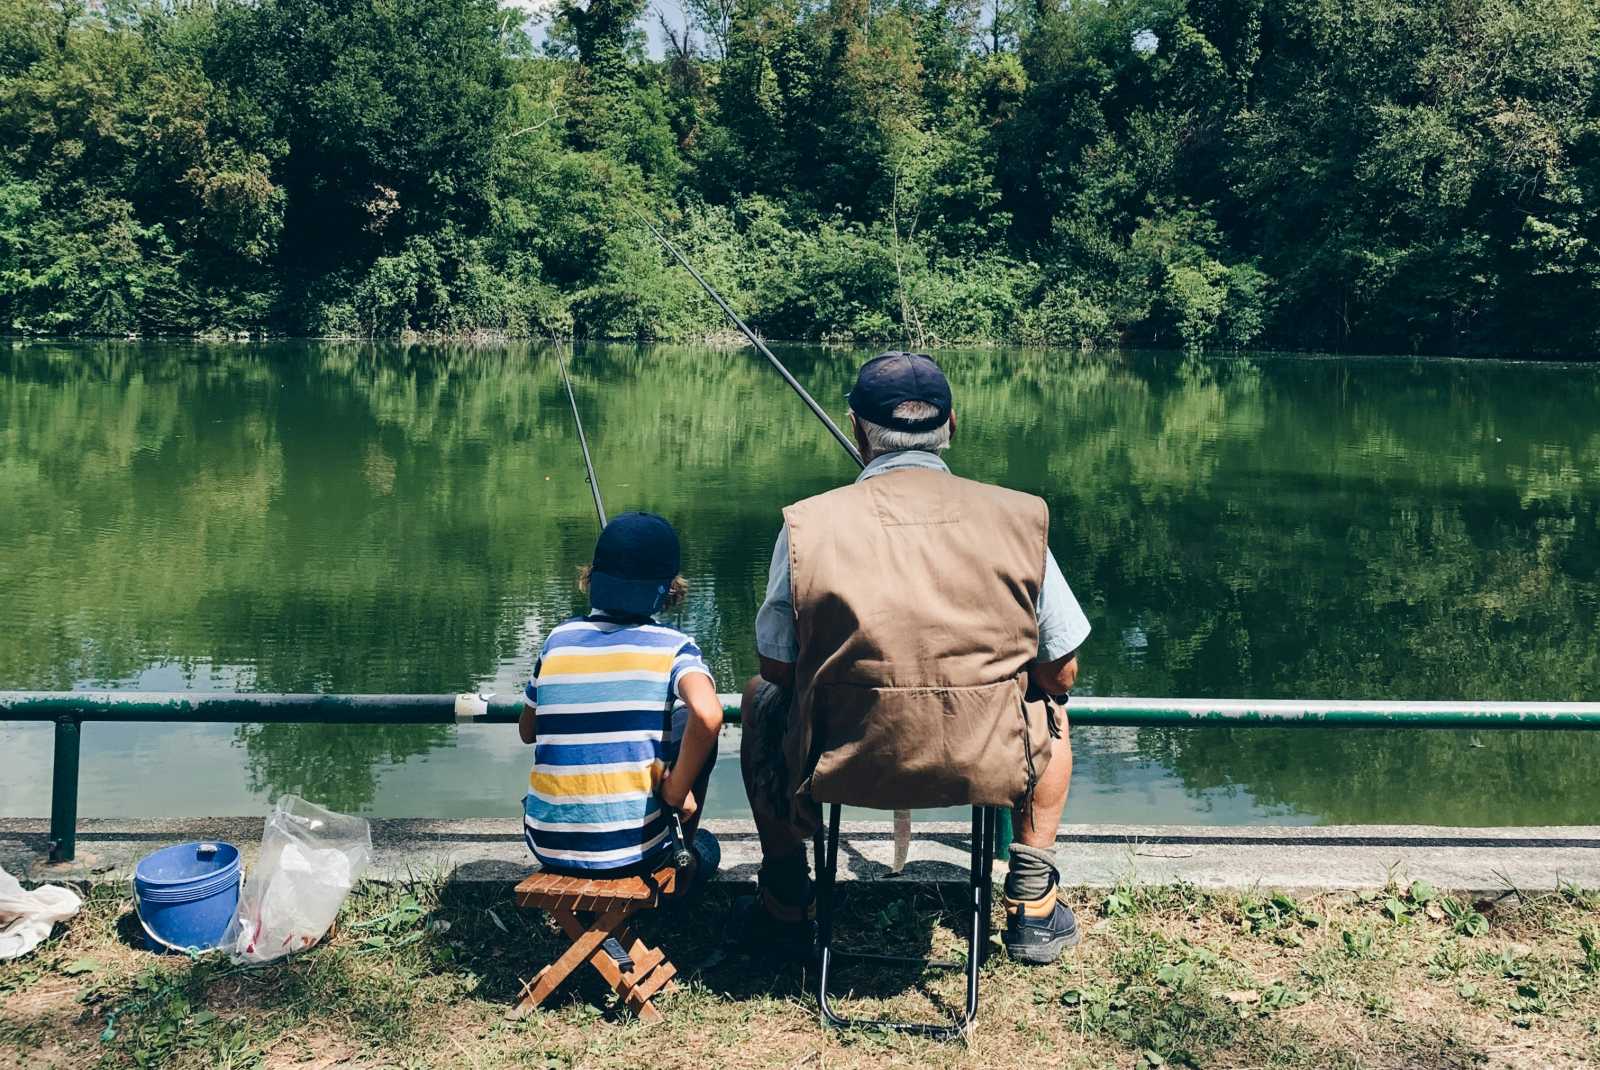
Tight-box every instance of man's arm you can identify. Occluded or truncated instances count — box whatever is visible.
[1034,549,1091,690]
[1029,648,1079,696]
[518,702,536,745]
[754,524,798,689]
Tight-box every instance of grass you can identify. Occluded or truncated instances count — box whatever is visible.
[3,875,1600,1069]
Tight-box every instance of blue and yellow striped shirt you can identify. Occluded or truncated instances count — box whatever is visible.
[523,615,712,871]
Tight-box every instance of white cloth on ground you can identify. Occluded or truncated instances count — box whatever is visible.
[0,863,82,960]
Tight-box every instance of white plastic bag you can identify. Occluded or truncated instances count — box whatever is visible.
[224,795,372,964]
[0,863,82,960]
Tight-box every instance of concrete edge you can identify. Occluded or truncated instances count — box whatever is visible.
[5,818,1598,895]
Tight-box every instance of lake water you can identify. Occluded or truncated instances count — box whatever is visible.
[2,341,1598,827]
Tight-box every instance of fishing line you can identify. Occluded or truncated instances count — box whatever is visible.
[634,211,865,471]
[554,343,693,870]
[556,347,607,528]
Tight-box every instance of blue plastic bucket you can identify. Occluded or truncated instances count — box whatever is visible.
[133,841,241,952]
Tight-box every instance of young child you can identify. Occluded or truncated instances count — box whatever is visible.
[519,512,723,885]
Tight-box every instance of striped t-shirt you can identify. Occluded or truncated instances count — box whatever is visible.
[522,614,713,872]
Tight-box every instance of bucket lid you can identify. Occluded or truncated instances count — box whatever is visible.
[134,841,241,887]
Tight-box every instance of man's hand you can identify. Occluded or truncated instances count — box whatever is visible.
[1029,649,1079,696]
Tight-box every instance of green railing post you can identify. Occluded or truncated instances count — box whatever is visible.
[49,715,80,863]
[995,808,1013,862]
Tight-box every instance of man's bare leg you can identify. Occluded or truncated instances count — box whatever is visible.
[1016,732,1072,849]
[1001,729,1079,962]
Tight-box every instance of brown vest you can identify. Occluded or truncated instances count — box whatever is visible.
[782,466,1055,812]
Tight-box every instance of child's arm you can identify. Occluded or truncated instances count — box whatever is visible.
[660,673,723,817]
[520,655,541,745]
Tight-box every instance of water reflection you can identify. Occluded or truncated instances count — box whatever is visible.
[2,341,1597,823]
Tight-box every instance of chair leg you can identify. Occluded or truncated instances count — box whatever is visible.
[972,806,985,966]
[814,804,991,1040]
[511,905,625,1018]
[961,806,989,1021]
[522,905,671,1024]
[815,803,844,1029]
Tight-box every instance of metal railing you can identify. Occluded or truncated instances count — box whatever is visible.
[5,691,1600,863]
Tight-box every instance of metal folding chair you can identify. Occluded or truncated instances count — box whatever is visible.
[812,803,998,1040]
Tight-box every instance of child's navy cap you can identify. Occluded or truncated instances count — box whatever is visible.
[846,352,953,432]
[589,512,681,617]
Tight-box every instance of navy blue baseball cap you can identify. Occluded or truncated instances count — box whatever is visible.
[588,512,681,617]
[846,352,953,432]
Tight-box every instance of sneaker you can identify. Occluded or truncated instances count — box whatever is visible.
[1002,879,1080,965]
[727,889,815,963]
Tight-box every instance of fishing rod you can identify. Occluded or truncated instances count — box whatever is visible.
[635,212,865,471]
[554,346,693,871]
[638,213,927,868]
[555,348,607,528]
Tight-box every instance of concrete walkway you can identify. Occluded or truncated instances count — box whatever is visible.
[4,818,1597,894]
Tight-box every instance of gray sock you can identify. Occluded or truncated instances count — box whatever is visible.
[1004,843,1059,902]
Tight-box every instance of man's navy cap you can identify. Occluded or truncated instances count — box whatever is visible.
[846,352,953,432]
[589,511,681,617]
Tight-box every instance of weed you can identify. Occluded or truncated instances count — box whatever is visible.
[0,961,45,997]
[1259,982,1308,1013]
[96,962,262,1069]
[1376,879,1462,927]
[351,892,426,935]
[1362,990,1395,1019]
[1237,891,1310,938]
[1428,940,1471,979]
[1479,948,1526,980]
[1581,928,1600,973]
[872,898,919,934]
[1102,886,1137,919]
[1061,974,1239,1067]
[1341,926,1377,960]
[1559,885,1600,911]
[1507,981,1548,1020]
[1439,896,1489,937]
[1153,944,1217,993]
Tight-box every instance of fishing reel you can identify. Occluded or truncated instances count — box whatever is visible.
[663,810,694,870]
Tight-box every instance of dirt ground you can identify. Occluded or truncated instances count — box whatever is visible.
[3,875,1599,1069]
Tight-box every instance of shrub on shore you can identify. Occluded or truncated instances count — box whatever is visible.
[1,0,1596,353]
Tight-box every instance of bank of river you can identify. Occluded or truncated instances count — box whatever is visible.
[7,875,1600,1069]
[2,341,1598,825]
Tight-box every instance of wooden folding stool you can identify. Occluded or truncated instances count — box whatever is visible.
[510,865,681,1023]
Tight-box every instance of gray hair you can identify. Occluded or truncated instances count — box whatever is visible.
[851,400,952,455]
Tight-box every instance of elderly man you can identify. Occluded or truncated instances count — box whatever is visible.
[739,351,1091,966]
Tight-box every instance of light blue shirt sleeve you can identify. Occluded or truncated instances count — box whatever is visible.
[755,525,798,662]
[1036,550,1091,662]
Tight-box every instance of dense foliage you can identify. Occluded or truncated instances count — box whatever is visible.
[2,0,1598,352]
